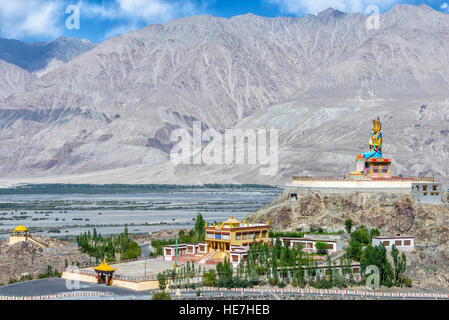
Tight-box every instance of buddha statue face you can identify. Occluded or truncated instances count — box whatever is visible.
[373,116,381,133]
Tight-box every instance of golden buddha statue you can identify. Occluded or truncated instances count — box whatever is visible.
[351,116,383,175]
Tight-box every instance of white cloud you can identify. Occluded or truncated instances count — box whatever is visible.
[441,2,449,11]
[0,0,63,39]
[0,0,207,40]
[79,0,205,40]
[268,0,399,15]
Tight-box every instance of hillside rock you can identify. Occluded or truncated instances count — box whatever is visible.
[247,191,449,245]
[0,59,35,99]
[0,238,92,285]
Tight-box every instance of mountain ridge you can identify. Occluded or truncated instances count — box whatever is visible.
[0,5,448,187]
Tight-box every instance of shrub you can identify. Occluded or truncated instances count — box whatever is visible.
[344,219,353,234]
[121,241,141,260]
[268,277,278,286]
[370,228,380,237]
[202,270,217,287]
[313,278,332,289]
[403,277,412,287]
[350,226,371,245]
[278,281,286,288]
[152,291,171,300]
[315,242,328,255]
[157,271,168,290]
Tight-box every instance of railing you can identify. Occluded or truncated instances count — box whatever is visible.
[292,176,348,181]
[80,255,157,269]
[64,269,158,282]
[167,287,449,300]
[292,176,434,182]
[0,291,114,300]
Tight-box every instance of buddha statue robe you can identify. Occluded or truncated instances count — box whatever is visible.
[355,117,382,174]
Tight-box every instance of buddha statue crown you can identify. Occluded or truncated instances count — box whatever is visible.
[372,116,381,133]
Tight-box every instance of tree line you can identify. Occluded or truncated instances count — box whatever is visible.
[76,225,141,263]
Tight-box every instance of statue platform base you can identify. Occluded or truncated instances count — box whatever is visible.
[348,172,371,180]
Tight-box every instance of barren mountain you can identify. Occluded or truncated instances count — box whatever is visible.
[0,4,448,187]
[0,60,35,100]
[0,36,95,73]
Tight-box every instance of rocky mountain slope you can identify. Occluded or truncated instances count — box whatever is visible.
[0,4,448,186]
[0,36,95,73]
[0,237,92,285]
[0,60,36,100]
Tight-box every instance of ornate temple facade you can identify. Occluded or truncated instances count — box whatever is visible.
[163,217,270,267]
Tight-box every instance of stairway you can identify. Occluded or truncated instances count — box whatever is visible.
[27,236,48,248]
[199,251,216,264]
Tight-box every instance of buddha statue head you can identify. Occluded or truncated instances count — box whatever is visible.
[373,116,381,133]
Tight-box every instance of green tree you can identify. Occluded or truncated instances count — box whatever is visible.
[344,219,353,234]
[194,212,206,242]
[391,245,407,286]
[350,226,371,245]
[360,244,394,287]
[157,271,168,290]
[202,270,217,287]
[347,241,363,261]
[315,242,328,255]
[152,291,171,300]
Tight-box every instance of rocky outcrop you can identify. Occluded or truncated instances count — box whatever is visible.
[248,191,449,243]
[0,238,93,285]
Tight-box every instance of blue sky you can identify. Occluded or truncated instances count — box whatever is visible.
[0,0,448,43]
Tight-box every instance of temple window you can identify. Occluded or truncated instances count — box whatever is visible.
[395,240,402,246]
[236,233,241,240]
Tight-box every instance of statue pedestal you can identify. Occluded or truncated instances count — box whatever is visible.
[349,172,370,180]
[349,158,392,179]
[365,158,391,178]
